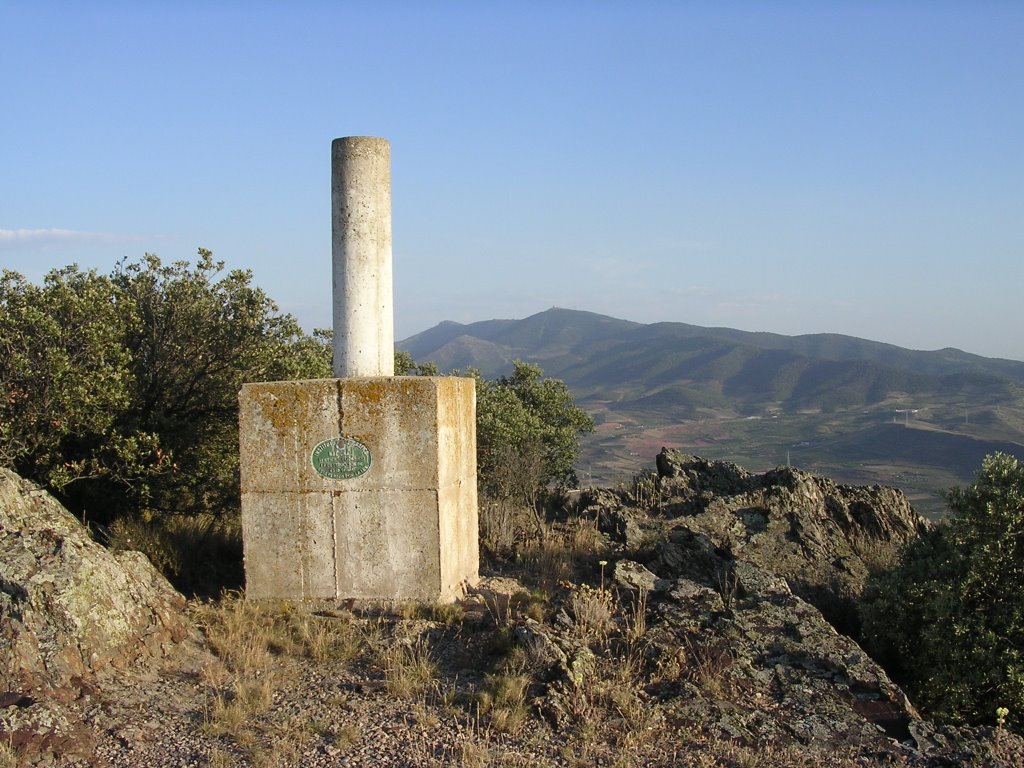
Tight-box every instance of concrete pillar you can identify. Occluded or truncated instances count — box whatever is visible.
[332,136,394,377]
[240,136,479,604]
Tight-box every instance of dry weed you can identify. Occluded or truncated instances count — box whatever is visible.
[307,717,359,749]
[477,670,531,733]
[623,588,648,643]
[289,611,361,663]
[250,737,303,768]
[522,538,574,594]
[570,583,615,641]
[0,738,17,768]
[458,737,491,768]
[203,671,276,734]
[683,637,734,698]
[568,516,605,551]
[480,498,529,555]
[399,600,465,625]
[106,512,242,596]
[194,592,278,673]
[207,747,237,768]
[380,630,437,699]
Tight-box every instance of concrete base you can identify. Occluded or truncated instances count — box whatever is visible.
[239,376,478,602]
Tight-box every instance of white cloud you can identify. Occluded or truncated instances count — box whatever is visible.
[0,228,135,251]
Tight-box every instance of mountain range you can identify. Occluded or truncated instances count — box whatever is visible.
[399,308,1024,517]
[400,307,1024,410]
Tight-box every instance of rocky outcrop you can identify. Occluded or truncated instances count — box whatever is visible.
[510,546,1021,764]
[0,468,191,757]
[621,554,1020,765]
[545,452,1024,762]
[585,449,930,634]
[628,555,922,754]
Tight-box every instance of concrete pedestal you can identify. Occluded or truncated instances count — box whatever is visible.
[239,376,478,602]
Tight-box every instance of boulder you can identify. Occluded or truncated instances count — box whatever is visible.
[645,557,923,753]
[0,468,190,757]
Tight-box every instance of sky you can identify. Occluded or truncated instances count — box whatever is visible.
[2,1,1022,361]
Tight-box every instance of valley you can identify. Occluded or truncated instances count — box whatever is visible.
[577,398,1024,520]
[400,307,1024,521]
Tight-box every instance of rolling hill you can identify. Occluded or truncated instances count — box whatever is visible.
[401,308,1024,408]
[399,308,1024,518]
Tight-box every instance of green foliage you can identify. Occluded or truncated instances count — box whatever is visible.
[0,251,331,525]
[475,361,594,506]
[397,356,594,548]
[861,453,1024,731]
[108,251,330,519]
[3,265,593,588]
[394,350,438,376]
[0,266,162,499]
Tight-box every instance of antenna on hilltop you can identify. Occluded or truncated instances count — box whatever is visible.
[894,408,918,426]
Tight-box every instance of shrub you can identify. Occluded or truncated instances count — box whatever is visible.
[861,453,1024,731]
[1,252,331,525]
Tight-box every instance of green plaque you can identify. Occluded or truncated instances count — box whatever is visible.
[311,437,371,480]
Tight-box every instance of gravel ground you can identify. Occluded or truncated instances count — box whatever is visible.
[77,654,570,767]
[40,582,612,768]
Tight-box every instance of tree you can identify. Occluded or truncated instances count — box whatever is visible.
[475,361,594,502]
[107,251,330,519]
[0,266,164,501]
[394,350,438,376]
[0,251,331,523]
[861,453,1024,731]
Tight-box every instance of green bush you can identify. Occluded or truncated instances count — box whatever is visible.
[475,361,594,498]
[861,452,1024,731]
[1,251,331,525]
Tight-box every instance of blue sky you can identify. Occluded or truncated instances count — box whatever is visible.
[2,1,1022,361]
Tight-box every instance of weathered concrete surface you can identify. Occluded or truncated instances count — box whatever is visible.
[239,376,478,602]
[332,136,394,377]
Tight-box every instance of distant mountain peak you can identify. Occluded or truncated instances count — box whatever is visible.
[398,309,1024,403]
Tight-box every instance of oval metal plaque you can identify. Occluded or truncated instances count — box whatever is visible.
[311,437,371,480]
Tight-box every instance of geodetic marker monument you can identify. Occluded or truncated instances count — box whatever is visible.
[238,137,479,602]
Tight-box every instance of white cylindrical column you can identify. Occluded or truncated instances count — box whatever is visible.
[332,136,394,377]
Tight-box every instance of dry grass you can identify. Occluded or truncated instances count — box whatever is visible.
[106,512,243,596]
[476,648,532,734]
[206,747,236,768]
[193,592,367,758]
[379,629,437,699]
[154,506,941,768]
[398,600,465,625]
[623,588,648,643]
[290,611,362,663]
[516,515,610,597]
[195,592,363,671]
[480,497,528,555]
[0,739,17,768]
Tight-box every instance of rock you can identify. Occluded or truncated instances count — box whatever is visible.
[552,452,1024,762]
[640,449,931,634]
[577,487,647,551]
[646,550,925,754]
[611,560,671,593]
[596,505,644,550]
[0,468,192,758]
